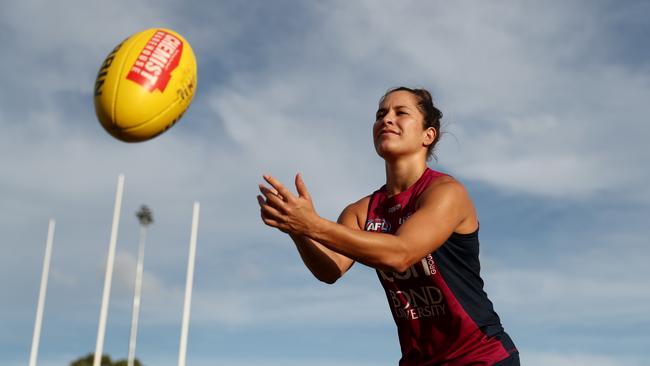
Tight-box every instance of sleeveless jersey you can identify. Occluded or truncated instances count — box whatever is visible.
[365,168,517,365]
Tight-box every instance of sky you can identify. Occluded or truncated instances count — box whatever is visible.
[1,0,649,365]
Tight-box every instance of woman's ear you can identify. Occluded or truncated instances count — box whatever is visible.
[423,127,436,147]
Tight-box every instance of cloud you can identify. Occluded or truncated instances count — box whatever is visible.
[481,211,650,325]
[190,282,388,327]
[96,247,388,328]
[486,264,650,327]
[110,249,388,327]
[204,0,650,200]
[523,351,642,366]
[2,1,650,365]
[147,357,385,366]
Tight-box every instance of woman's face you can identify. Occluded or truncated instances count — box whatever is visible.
[373,90,434,160]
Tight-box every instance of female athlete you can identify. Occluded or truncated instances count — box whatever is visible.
[257,87,519,365]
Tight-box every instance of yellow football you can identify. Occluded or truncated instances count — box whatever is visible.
[94,28,197,142]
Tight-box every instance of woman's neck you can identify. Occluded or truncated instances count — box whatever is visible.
[384,156,428,196]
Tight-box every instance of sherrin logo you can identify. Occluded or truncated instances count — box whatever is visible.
[94,41,124,97]
[127,30,183,92]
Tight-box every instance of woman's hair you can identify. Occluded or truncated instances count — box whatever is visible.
[380,86,443,161]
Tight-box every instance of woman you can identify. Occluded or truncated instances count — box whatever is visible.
[257,87,519,365]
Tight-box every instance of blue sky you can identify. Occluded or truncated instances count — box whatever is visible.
[1,1,649,365]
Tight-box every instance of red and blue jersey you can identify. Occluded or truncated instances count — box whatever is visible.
[366,168,518,365]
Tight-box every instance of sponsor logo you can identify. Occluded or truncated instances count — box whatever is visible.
[424,254,436,275]
[365,218,391,232]
[381,260,445,320]
[387,286,446,320]
[379,264,421,282]
[388,204,401,214]
[127,30,183,92]
[379,256,436,282]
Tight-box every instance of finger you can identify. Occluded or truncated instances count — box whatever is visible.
[261,216,281,228]
[259,184,284,203]
[261,216,288,232]
[260,201,284,221]
[295,173,311,199]
[257,195,277,210]
[263,185,281,197]
[259,185,287,209]
[259,183,282,199]
[263,175,295,203]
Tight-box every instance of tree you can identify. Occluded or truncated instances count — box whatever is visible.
[114,359,142,366]
[70,353,111,366]
[70,354,142,366]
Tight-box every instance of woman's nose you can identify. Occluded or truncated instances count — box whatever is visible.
[381,113,395,125]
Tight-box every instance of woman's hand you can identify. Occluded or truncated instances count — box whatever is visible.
[257,173,322,236]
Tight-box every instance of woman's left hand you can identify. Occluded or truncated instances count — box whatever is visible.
[257,173,322,235]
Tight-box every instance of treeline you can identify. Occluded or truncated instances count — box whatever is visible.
[70,353,143,366]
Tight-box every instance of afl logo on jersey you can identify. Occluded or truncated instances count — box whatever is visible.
[366,218,391,232]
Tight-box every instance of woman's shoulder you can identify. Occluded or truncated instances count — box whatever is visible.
[344,195,372,215]
[425,171,464,190]
[418,173,472,207]
[418,172,479,233]
[338,195,372,230]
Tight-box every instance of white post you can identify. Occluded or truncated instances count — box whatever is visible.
[127,225,147,366]
[28,219,56,366]
[94,174,125,366]
[178,202,200,366]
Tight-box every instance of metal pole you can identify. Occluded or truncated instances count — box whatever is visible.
[94,174,125,366]
[127,225,146,366]
[178,202,200,366]
[28,219,56,366]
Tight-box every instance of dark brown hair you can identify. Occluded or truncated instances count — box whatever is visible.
[380,86,443,160]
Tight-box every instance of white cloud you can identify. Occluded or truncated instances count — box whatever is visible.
[190,282,388,327]
[173,358,385,366]
[94,248,388,328]
[207,0,650,200]
[482,226,650,326]
[523,351,641,366]
[2,1,650,365]
[486,265,650,326]
[109,257,388,327]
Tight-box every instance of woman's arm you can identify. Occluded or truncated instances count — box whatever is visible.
[257,175,361,284]
[289,236,353,284]
[259,174,476,273]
